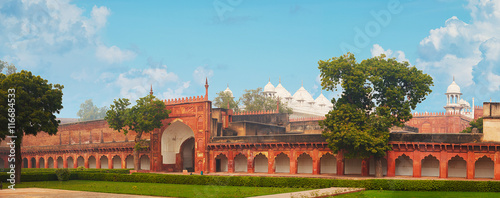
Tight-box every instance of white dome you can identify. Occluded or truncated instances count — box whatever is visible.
[314,92,332,107]
[275,82,292,99]
[458,99,470,108]
[263,80,276,94]
[223,85,233,97]
[293,85,314,103]
[446,80,461,93]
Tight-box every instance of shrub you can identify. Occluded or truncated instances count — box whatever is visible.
[77,166,86,171]
[55,168,71,181]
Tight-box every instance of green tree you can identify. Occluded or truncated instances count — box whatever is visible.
[461,117,483,133]
[318,53,433,177]
[213,91,239,111]
[0,60,17,75]
[105,94,170,170]
[239,88,293,114]
[0,70,63,184]
[77,99,108,121]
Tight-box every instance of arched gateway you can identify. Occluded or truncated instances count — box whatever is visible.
[149,84,212,173]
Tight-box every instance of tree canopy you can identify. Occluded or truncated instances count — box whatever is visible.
[213,91,239,111]
[105,94,170,170]
[77,99,107,121]
[318,53,433,177]
[239,88,293,114]
[0,70,63,183]
[0,60,17,75]
[461,117,483,133]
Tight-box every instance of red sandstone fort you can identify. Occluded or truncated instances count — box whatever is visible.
[1,79,500,180]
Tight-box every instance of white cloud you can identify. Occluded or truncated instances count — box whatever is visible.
[415,0,500,93]
[114,66,189,101]
[193,66,214,85]
[96,44,136,64]
[370,44,410,63]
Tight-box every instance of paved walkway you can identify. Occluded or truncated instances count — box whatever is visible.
[0,188,167,198]
[249,187,365,198]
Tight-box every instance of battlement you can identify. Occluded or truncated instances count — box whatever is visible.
[162,95,207,105]
[289,116,326,122]
[412,111,473,117]
[233,110,278,115]
[475,105,484,109]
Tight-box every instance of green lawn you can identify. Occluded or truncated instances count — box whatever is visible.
[6,180,311,198]
[336,190,500,198]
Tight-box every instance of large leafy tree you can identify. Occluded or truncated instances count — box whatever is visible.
[461,118,483,133]
[77,99,108,121]
[105,94,170,170]
[0,70,63,183]
[318,53,433,177]
[0,60,17,75]
[213,91,239,111]
[239,88,293,114]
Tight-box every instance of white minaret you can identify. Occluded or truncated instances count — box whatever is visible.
[444,77,463,113]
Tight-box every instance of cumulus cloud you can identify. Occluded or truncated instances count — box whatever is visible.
[96,45,136,64]
[370,44,410,63]
[414,0,500,103]
[0,0,134,68]
[193,66,214,85]
[114,66,190,100]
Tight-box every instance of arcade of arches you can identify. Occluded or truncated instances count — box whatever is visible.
[1,90,500,180]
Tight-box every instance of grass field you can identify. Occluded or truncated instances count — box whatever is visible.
[335,190,500,198]
[5,180,311,198]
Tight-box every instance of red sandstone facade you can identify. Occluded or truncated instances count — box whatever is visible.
[0,85,498,180]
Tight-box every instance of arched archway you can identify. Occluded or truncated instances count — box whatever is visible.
[77,156,85,168]
[88,156,96,169]
[320,153,336,174]
[0,158,4,168]
[421,155,439,177]
[100,156,108,169]
[345,158,362,175]
[125,155,134,169]
[67,157,74,168]
[180,137,195,172]
[39,158,45,168]
[30,157,36,168]
[254,153,268,173]
[234,154,247,172]
[23,158,28,168]
[448,155,466,178]
[161,121,195,171]
[215,154,228,172]
[57,157,63,168]
[48,157,54,168]
[274,153,290,173]
[140,155,150,170]
[395,154,413,176]
[297,153,313,174]
[475,156,494,178]
[113,155,122,169]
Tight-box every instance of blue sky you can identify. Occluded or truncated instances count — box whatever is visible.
[1,0,499,118]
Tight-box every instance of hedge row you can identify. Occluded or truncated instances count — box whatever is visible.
[76,172,500,192]
[3,168,132,174]
[1,171,500,192]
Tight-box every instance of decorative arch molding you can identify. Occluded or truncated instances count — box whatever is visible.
[446,153,467,162]
[395,153,414,160]
[474,154,494,161]
[254,152,268,158]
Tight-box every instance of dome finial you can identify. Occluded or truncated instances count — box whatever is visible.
[269,77,271,82]
[453,75,455,82]
[279,77,281,83]
[301,80,303,87]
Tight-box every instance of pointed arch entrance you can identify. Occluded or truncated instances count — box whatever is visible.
[161,121,195,172]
